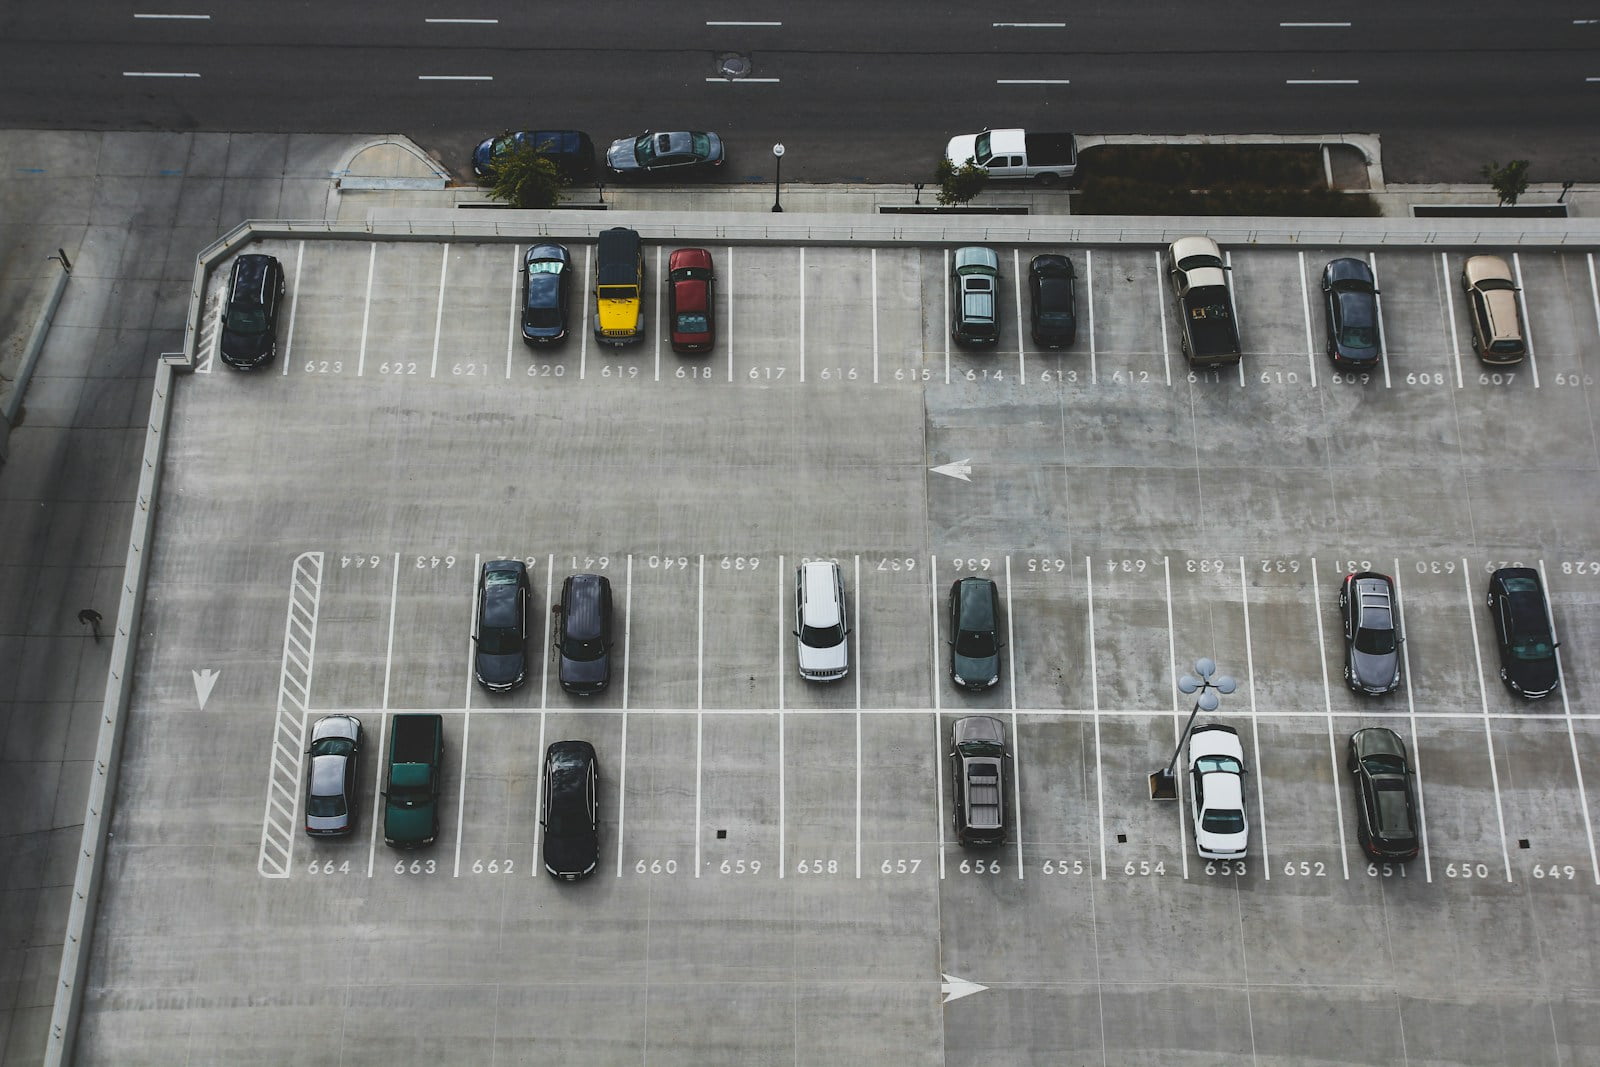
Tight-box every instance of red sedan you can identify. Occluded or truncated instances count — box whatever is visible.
[667,247,715,353]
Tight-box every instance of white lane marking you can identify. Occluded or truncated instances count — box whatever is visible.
[531,710,546,877]
[281,240,304,376]
[1287,79,1359,84]
[615,554,632,877]
[1280,21,1350,27]
[855,554,863,878]
[998,79,1070,84]
[725,246,735,382]
[418,74,492,81]
[994,22,1065,27]
[431,245,449,378]
[425,17,498,23]
[943,248,952,384]
[778,554,786,878]
[580,243,592,379]
[653,245,662,382]
[357,242,375,376]
[467,553,480,708]
[1164,557,1189,877]
[257,551,323,878]
[1540,561,1600,884]
[1511,252,1540,387]
[1310,560,1350,878]
[1370,251,1392,389]
[504,245,517,379]
[799,248,806,382]
[453,706,471,877]
[1014,249,1026,380]
[1225,250,1245,387]
[382,553,399,710]
[365,714,387,877]
[1240,557,1269,878]
[1440,252,1464,388]
[1392,562,1432,881]
[871,250,880,384]
[695,554,704,876]
[705,77,780,83]
[706,20,781,25]
[539,554,554,709]
[1298,251,1318,387]
[133,12,210,18]
[1087,556,1106,879]
[123,71,200,77]
[1588,254,1600,340]
[1005,555,1022,879]
[931,555,945,877]
[1462,559,1514,881]
[1086,249,1097,384]
[1156,251,1172,387]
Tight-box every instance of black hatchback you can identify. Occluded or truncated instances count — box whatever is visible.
[542,740,599,880]
[1486,567,1560,698]
[474,560,531,692]
[1347,727,1420,860]
[553,573,614,695]
[521,243,572,345]
[1028,254,1078,348]
[219,253,286,369]
[1321,258,1380,368]
[949,577,1003,691]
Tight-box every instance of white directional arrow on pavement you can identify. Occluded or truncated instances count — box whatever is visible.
[940,973,988,1004]
[192,668,220,710]
[929,459,973,482]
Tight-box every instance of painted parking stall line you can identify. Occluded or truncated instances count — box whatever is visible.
[1440,252,1465,388]
[1391,562,1433,881]
[1540,561,1599,884]
[503,245,517,379]
[431,245,449,379]
[1298,252,1318,387]
[356,242,375,376]
[257,551,324,878]
[1087,557,1106,879]
[930,555,946,877]
[1309,560,1350,879]
[1238,557,1270,879]
[1004,555,1024,879]
[1511,252,1540,387]
[1461,560,1515,882]
[1164,557,1190,878]
[279,241,304,376]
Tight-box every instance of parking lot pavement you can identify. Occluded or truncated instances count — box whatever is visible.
[73,233,1600,1063]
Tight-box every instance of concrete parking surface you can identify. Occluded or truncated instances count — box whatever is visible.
[66,230,1600,1063]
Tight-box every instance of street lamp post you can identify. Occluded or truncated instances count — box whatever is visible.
[1149,657,1237,800]
[771,143,785,212]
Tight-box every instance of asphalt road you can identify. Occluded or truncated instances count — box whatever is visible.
[1,2,1597,183]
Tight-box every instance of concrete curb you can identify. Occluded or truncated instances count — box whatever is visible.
[0,254,71,463]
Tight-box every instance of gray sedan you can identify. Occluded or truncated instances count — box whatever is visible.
[304,715,362,837]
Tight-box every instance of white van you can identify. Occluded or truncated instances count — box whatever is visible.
[794,561,849,681]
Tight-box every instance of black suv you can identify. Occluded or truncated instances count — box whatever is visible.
[219,253,286,369]
[1347,727,1420,860]
[1339,572,1402,695]
[542,740,600,880]
[950,716,1009,847]
[474,560,530,692]
[1486,567,1560,698]
[948,577,1002,690]
[553,573,614,695]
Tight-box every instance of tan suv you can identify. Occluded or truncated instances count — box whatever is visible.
[1461,255,1525,364]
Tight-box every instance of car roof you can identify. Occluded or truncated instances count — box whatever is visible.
[525,243,569,264]
[672,276,710,314]
[956,578,997,628]
[1324,257,1373,286]
[669,247,713,271]
[1464,254,1513,285]
[1030,254,1072,277]
[954,246,998,272]
[547,739,597,775]
[1170,235,1222,263]
[562,574,608,641]
[799,561,841,625]
[953,715,1005,745]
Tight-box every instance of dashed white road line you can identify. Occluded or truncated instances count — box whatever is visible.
[133,12,210,18]
[418,74,492,81]
[998,79,1070,85]
[123,71,200,77]
[425,17,498,24]
[1287,79,1359,85]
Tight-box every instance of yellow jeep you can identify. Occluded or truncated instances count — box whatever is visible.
[594,227,644,345]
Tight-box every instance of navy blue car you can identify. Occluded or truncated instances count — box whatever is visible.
[521,244,572,345]
[1321,258,1381,368]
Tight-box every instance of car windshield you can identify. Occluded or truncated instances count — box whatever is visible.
[1476,277,1514,291]
[1362,753,1405,774]
[800,622,844,648]
[309,737,352,759]
[527,260,563,275]
[691,132,712,157]
[1178,254,1222,272]
[1338,325,1377,349]
[564,636,605,662]
[225,305,267,334]
[676,312,709,333]
[1354,625,1396,655]
[1490,339,1523,354]
[959,739,1005,757]
[1038,312,1074,327]
[955,629,997,658]
[1201,808,1245,834]
[1196,755,1242,775]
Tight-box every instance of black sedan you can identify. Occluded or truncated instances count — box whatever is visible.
[605,131,724,178]
[1347,727,1420,860]
[474,560,530,692]
[542,740,600,880]
[1321,258,1381,368]
[948,577,1003,691]
[304,715,361,837]
[521,244,572,345]
[1028,254,1078,348]
[1486,567,1560,698]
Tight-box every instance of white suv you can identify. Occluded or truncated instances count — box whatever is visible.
[794,561,849,681]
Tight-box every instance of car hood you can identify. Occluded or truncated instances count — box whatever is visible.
[797,641,848,674]
[945,134,979,167]
[1351,649,1399,692]
[476,651,525,687]
[560,652,610,692]
[606,137,642,172]
[1509,655,1559,696]
[544,827,598,877]
[952,651,1000,686]
[220,326,271,364]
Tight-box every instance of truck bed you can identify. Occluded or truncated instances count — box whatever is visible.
[1023,132,1077,166]
[389,714,442,765]
[1181,286,1241,360]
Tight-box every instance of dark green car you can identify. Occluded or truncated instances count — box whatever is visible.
[948,577,1002,691]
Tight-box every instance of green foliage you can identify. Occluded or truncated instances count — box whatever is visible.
[1072,144,1377,217]
[935,157,989,206]
[487,140,568,210]
[1480,159,1531,207]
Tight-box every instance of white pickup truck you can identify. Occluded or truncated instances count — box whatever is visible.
[944,129,1078,184]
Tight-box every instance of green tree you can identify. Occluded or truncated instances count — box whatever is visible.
[488,139,568,209]
[1481,159,1531,208]
[935,157,988,206]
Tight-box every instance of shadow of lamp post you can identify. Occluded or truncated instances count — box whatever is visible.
[1149,657,1236,800]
